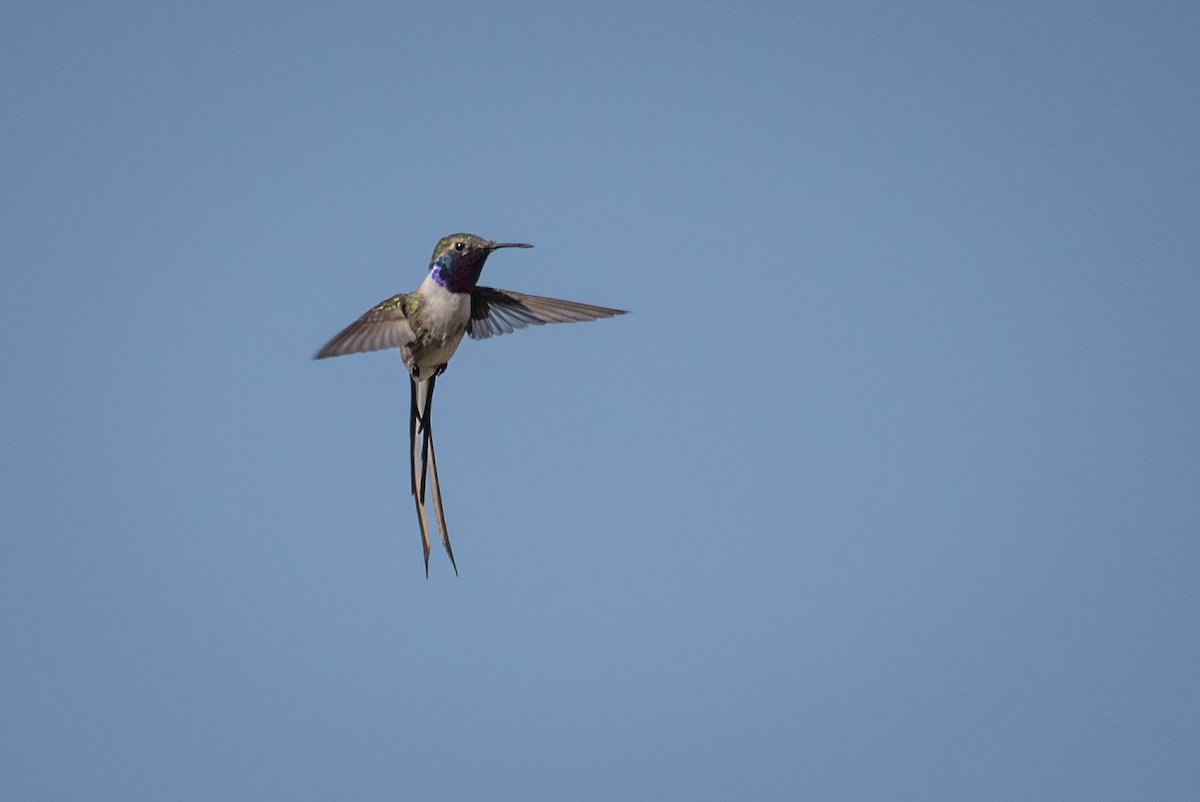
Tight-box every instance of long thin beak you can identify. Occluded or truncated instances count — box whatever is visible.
[488,241,534,250]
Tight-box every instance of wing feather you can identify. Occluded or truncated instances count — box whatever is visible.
[467,287,626,341]
[315,294,417,358]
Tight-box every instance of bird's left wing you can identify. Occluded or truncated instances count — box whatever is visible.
[315,294,417,358]
[467,287,626,341]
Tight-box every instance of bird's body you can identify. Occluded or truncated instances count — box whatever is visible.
[402,275,473,378]
[316,233,625,575]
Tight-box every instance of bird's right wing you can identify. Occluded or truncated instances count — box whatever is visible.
[315,294,417,358]
[467,287,627,341]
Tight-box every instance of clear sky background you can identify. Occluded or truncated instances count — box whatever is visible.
[2,2,1198,799]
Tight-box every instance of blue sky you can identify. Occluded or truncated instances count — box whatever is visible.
[2,1,1198,799]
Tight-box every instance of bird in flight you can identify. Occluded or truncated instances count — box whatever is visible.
[315,233,626,576]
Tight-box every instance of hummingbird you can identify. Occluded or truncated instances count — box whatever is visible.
[315,233,626,576]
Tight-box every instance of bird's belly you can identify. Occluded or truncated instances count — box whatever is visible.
[403,289,471,378]
[413,330,466,368]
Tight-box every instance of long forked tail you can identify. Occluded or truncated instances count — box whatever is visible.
[409,375,458,577]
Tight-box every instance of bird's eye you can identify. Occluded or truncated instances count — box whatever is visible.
[454,241,464,252]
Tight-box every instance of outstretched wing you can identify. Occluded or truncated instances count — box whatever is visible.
[315,294,417,358]
[467,287,626,341]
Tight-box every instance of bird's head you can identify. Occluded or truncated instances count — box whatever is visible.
[428,233,533,293]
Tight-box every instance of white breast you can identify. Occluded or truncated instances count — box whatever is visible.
[405,276,473,375]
